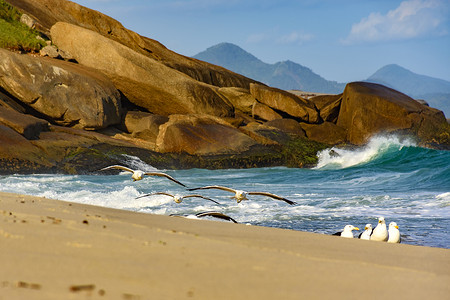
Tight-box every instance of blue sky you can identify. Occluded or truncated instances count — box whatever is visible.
[72,0,450,83]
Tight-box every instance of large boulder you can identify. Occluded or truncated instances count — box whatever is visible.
[0,49,122,130]
[51,22,234,117]
[0,107,49,140]
[309,94,342,123]
[123,111,169,143]
[300,122,347,145]
[156,115,258,155]
[252,102,282,121]
[337,82,448,145]
[250,83,320,123]
[9,0,258,89]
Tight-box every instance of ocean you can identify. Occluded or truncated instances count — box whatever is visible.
[1,135,449,248]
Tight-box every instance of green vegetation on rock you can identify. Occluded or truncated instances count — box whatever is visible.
[0,0,46,51]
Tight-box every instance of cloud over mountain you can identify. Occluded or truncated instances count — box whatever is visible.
[342,0,449,44]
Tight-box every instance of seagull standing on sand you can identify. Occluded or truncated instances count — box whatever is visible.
[371,217,388,241]
[358,224,373,240]
[387,222,401,243]
[332,225,360,238]
[99,165,186,187]
[136,192,220,205]
[188,185,296,205]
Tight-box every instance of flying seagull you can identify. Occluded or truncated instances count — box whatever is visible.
[99,165,186,187]
[170,211,238,223]
[371,217,388,242]
[332,225,360,238]
[188,185,296,205]
[195,211,238,223]
[358,224,373,240]
[387,222,401,243]
[136,192,221,205]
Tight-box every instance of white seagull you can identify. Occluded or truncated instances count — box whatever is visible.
[188,185,296,205]
[99,165,186,187]
[170,211,238,223]
[136,192,220,205]
[387,222,401,243]
[332,225,360,238]
[371,217,388,242]
[358,224,373,240]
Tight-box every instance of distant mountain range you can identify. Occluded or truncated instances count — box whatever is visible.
[193,43,450,117]
[193,43,346,94]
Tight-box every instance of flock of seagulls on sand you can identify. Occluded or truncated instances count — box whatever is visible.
[333,217,401,243]
[100,165,401,243]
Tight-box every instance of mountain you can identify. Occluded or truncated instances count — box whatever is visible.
[366,64,450,117]
[193,43,346,94]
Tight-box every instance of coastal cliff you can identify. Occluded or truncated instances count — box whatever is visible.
[1,0,449,173]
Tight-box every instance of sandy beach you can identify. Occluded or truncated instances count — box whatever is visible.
[0,191,449,299]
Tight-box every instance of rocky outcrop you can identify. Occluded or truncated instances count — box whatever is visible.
[50,22,234,118]
[0,0,448,174]
[250,83,320,123]
[337,82,448,145]
[156,115,258,155]
[0,49,122,130]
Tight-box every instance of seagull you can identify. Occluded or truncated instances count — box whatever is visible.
[358,224,373,240]
[136,192,220,205]
[170,211,238,223]
[195,211,238,223]
[371,217,388,242]
[387,222,401,243]
[332,225,360,238]
[99,165,186,187]
[188,185,296,205]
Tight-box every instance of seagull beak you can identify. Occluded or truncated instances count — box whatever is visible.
[354,227,360,231]
[395,225,399,229]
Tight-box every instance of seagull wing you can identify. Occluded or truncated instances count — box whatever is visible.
[183,195,221,205]
[188,185,236,194]
[195,211,238,223]
[332,232,342,236]
[135,192,173,200]
[144,172,186,187]
[247,191,297,205]
[100,165,134,173]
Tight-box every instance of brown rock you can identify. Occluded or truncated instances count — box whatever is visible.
[124,111,169,143]
[0,107,49,140]
[156,115,258,155]
[309,94,342,123]
[337,82,448,145]
[252,102,282,121]
[9,0,258,89]
[265,119,306,137]
[239,123,289,144]
[250,83,320,123]
[51,22,233,118]
[300,122,347,145]
[218,87,256,114]
[0,49,122,130]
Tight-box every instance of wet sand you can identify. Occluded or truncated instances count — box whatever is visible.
[1,191,449,299]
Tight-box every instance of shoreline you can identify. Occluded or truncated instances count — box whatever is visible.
[1,191,449,299]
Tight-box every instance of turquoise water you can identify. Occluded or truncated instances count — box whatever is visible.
[1,135,449,248]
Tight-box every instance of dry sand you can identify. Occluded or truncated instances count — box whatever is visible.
[0,191,449,299]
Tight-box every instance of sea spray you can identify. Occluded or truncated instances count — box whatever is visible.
[315,135,416,169]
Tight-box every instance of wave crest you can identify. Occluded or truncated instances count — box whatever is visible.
[315,135,416,169]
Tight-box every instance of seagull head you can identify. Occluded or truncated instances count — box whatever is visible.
[364,224,372,231]
[389,222,399,229]
[131,170,144,181]
[378,217,385,224]
[344,225,359,232]
[235,190,248,202]
[173,195,183,203]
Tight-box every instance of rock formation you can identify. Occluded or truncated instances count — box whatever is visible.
[0,0,448,174]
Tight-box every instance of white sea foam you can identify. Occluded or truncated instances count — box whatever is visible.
[315,135,416,169]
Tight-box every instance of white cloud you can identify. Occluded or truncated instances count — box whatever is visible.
[342,0,449,44]
[277,31,314,45]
